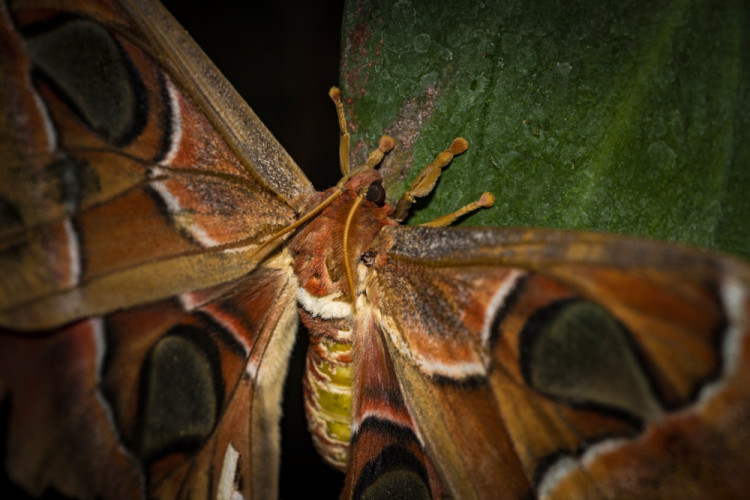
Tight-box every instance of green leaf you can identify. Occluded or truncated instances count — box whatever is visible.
[340,0,750,258]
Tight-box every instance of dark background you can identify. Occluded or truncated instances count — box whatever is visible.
[161,1,347,498]
[162,1,346,191]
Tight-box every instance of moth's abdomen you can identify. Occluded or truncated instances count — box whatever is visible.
[298,300,354,471]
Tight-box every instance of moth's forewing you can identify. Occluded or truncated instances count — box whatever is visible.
[362,226,750,498]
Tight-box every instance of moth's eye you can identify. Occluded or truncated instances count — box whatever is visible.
[361,249,377,266]
[366,181,386,206]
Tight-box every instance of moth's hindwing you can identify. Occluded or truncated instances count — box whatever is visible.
[1,260,299,498]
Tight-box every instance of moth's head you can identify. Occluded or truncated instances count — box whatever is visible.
[288,164,395,305]
[342,168,387,208]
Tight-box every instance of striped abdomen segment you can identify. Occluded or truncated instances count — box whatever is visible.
[298,290,354,470]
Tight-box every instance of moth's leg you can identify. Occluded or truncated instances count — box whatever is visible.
[329,87,352,175]
[330,87,394,177]
[360,135,395,170]
[418,192,495,227]
[393,138,469,220]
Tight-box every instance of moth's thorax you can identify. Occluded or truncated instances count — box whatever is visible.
[288,169,396,469]
[290,169,395,300]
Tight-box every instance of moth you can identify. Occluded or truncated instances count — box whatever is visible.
[1,0,749,499]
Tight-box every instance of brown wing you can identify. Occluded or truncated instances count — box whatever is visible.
[0,254,298,499]
[0,0,312,497]
[359,225,750,499]
[341,309,449,499]
[0,0,312,330]
[119,0,313,207]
